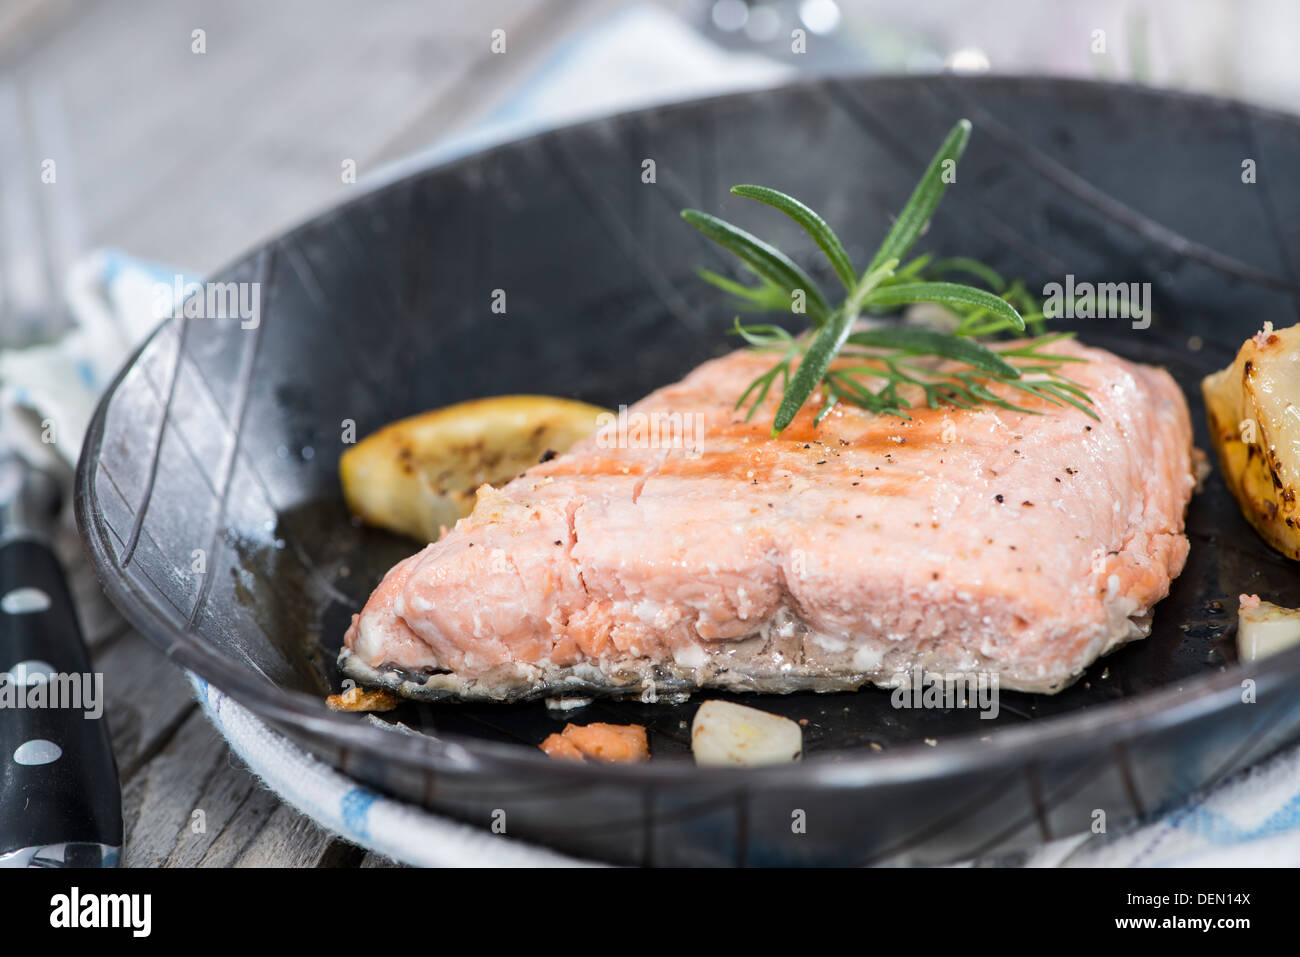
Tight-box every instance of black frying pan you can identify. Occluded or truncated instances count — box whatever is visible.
[76,75,1300,865]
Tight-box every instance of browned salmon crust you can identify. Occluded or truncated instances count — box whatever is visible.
[340,338,1196,701]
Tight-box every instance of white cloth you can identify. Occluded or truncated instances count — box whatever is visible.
[5,3,1299,868]
[1022,747,1300,867]
[189,675,599,867]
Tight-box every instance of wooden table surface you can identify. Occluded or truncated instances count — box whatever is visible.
[2,0,632,867]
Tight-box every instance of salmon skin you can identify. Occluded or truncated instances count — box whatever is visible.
[340,338,1196,702]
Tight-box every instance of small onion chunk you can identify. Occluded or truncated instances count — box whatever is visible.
[1238,593,1300,662]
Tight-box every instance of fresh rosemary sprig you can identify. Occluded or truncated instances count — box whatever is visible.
[681,118,1096,434]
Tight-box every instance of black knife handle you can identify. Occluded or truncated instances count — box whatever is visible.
[0,536,122,864]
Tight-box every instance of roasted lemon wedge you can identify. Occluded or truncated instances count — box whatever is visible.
[340,395,608,542]
[1203,321,1300,559]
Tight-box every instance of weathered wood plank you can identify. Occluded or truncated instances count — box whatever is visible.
[2,0,620,273]
[93,630,198,779]
[120,708,228,866]
[359,851,404,868]
[121,707,352,867]
[56,518,127,648]
[222,803,350,868]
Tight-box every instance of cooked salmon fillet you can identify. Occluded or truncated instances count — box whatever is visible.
[340,337,1195,700]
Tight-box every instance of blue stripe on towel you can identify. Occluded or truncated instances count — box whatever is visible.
[341,787,377,841]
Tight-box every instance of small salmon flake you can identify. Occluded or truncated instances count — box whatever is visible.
[540,722,648,764]
[325,686,401,712]
[539,733,585,762]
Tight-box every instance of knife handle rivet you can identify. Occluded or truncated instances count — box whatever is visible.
[1,588,51,615]
[4,659,55,685]
[13,739,62,766]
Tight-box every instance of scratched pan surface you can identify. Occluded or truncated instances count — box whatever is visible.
[78,76,1300,866]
